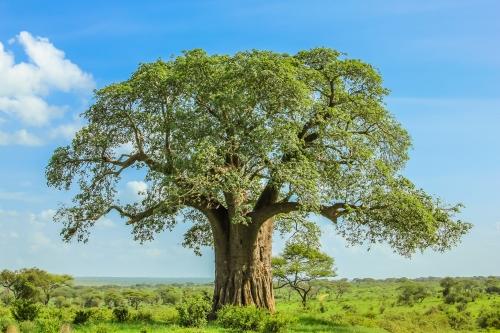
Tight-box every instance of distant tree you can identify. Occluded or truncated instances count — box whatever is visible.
[83,292,103,308]
[397,283,430,306]
[440,278,481,304]
[440,277,456,298]
[158,287,182,305]
[0,268,73,305]
[34,270,73,305]
[46,47,471,312]
[124,290,152,310]
[333,279,351,300]
[0,269,40,302]
[104,290,126,308]
[273,243,335,306]
[484,278,500,295]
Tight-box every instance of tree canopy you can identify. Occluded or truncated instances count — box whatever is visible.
[46,47,470,258]
[273,242,335,306]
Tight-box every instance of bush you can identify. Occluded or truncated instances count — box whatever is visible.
[132,309,153,323]
[330,313,348,326]
[217,305,267,331]
[89,308,113,323]
[446,310,472,330]
[477,307,500,329]
[18,321,37,333]
[73,310,91,324]
[112,307,129,323]
[263,313,294,333]
[11,301,38,321]
[397,283,430,306]
[151,306,178,324]
[34,308,65,333]
[176,295,211,328]
[158,288,182,305]
[0,318,15,333]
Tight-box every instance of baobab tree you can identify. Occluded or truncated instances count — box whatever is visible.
[46,48,471,312]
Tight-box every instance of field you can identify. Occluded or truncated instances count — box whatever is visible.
[1,276,499,333]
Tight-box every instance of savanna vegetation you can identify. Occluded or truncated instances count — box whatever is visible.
[1,268,499,333]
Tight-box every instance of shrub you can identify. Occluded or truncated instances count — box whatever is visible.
[18,321,37,333]
[217,305,267,331]
[263,313,294,333]
[11,301,38,321]
[330,313,347,326]
[477,307,500,329]
[112,307,129,323]
[34,309,64,333]
[1,319,15,333]
[158,288,182,305]
[446,310,472,330]
[88,308,113,323]
[151,306,178,324]
[176,295,211,328]
[132,309,153,323]
[397,283,430,306]
[73,310,91,325]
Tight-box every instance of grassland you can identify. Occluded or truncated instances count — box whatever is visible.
[1,277,499,332]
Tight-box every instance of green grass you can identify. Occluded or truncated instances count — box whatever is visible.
[2,278,499,332]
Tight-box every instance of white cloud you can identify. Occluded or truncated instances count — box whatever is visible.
[0,31,94,142]
[0,129,42,146]
[49,121,82,140]
[126,180,148,200]
[39,209,56,222]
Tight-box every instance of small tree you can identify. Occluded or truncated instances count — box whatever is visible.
[123,290,152,310]
[35,270,73,305]
[0,268,72,305]
[158,287,182,305]
[441,278,481,304]
[0,269,40,302]
[273,243,335,306]
[397,283,430,306]
[333,279,351,300]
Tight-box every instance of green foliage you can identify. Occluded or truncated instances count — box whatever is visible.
[273,242,335,306]
[11,301,38,321]
[477,307,500,329]
[157,288,182,305]
[175,295,210,328]
[440,277,481,304]
[88,308,114,323]
[73,309,92,324]
[0,316,15,332]
[46,47,469,261]
[445,309,473,330]
[131,309,153,323]
[217,305,267,331]
[0,269,72,306]
[396,283,430,306]
[112,307,129,323]
[217,306,293,333]
[3,271,498,332]
[262,313,294,333]
[18,321,37,333]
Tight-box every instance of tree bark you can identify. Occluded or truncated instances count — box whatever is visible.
[212,218,275,313]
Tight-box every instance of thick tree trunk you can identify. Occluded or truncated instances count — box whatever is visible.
[212,218,275,313]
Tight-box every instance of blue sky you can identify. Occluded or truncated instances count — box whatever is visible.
[0,0,499,278]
